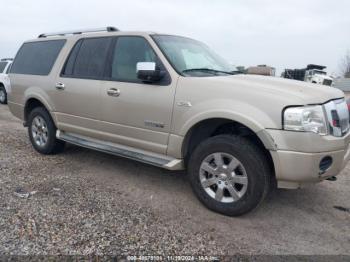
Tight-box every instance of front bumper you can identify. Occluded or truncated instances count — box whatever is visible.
[267,129,350,189]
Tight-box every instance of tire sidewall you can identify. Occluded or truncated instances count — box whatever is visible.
[0,86,7,104]
[188,135,268,216]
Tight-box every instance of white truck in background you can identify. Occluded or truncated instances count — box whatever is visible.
[282,64,333,86]
[0,58,13,104]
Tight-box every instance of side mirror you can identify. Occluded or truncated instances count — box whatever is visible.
[136,62,164,83]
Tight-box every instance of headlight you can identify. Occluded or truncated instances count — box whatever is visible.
[283,105,328,135]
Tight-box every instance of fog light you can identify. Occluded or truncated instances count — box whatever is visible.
[319,156,332,173]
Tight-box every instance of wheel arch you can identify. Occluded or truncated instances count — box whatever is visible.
[24,96,56,127]
[181,117,276,185]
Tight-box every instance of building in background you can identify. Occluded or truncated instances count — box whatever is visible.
[247,65,276,76]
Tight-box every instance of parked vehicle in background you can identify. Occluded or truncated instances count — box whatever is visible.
[7,27,350,216]
[0,58,13,104]
[282,64,333,86]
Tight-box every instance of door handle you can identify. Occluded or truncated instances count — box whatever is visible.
[107,88,121,97]
[55,82,65,90]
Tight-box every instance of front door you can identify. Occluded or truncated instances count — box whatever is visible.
[100,36,177,154]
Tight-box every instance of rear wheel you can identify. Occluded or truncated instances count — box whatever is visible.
[188,135,271,216]
[28,107,65,154]
[0,86,7,104]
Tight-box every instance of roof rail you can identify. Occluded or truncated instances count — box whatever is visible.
[38,26,119,38]
[1,58,13,61]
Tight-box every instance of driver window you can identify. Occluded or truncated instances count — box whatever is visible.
[111,36,157,82]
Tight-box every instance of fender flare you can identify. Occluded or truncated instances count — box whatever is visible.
[179,110,278,152]
[23,90,57,125]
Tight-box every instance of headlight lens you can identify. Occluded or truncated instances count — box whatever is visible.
[283,105,327,135]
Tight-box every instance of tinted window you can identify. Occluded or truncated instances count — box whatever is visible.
[11,40,65,75]
[0,62,7,73]
[111,37,157,81]
[62,40,82,76]
[71,37,112,78]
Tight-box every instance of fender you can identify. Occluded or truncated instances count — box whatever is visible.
[169,98,280,157]
[175,98,279,137]
[23,86,58,125]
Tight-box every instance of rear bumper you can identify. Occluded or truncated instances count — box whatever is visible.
[267,130,350,189]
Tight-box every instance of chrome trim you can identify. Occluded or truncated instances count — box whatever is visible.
[177,101,192,107]
[38,26,118,38]
[55,82,65,90]
[107,88,121,97]
[136,62,156,72]
[56,130,184,170]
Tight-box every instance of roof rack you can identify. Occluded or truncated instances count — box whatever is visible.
[38,26,119,38]
[1,58,13,61]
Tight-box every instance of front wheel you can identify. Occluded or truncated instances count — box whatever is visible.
[28,107,65,154]
[0,86,7,104]
[188,135,271,216]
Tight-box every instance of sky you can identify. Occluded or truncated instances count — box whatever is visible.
[0,0,349,76]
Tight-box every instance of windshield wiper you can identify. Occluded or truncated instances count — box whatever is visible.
[182,68,234,75]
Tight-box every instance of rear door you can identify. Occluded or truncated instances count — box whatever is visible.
[53,37,113,138]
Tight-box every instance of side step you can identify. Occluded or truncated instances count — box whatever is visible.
[56,130,184,170]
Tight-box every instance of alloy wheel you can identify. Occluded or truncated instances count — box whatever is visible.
[199,152,248,203]
[31,116,49,147]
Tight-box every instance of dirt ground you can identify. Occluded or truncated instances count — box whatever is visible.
[0,104,349,257]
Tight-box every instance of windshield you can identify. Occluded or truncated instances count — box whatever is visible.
[314,70,326,75]
[152,35,235,76]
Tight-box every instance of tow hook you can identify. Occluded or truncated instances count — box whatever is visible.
[326,176,337,181]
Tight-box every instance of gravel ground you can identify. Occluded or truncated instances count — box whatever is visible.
[0,104,350,257]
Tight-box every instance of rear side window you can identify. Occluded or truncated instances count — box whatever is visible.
[0,62,7,73]
[63,37,113,79]
[11,40,66,75]
[62,41,82,76]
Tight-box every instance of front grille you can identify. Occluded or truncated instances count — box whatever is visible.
[324,99,350,137]
[323,79,333,86]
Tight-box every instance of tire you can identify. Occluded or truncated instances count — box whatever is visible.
[28,107,65,154]
[0,86,7,104]
[188,135,271,216]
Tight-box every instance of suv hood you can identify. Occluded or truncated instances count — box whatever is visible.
[209,74,343,104]
[176,74,345,130]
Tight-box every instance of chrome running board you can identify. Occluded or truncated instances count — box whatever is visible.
[56,130,184,170]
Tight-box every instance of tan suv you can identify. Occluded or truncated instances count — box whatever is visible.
[8,27,350,216]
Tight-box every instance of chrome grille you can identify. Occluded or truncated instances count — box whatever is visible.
[324,99,350,137]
